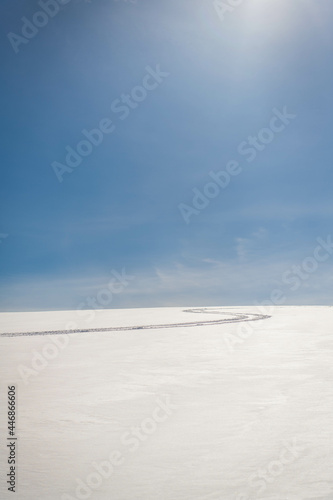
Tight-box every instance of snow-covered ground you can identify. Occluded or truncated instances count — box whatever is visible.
[0,306,332,500]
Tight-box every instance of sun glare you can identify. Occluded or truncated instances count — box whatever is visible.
[240,0,296,38]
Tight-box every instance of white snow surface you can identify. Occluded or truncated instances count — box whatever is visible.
[0,306,332,500]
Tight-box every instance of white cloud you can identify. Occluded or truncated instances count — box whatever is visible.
[235,227,268,262]
[1,237,332,311]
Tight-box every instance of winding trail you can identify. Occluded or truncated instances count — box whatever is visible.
[1,308,271,337]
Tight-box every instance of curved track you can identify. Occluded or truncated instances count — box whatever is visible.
[1,308,271,337]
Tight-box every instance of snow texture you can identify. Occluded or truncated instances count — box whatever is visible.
[0,306,332,500]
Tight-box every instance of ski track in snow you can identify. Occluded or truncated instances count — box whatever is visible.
[0,308,271,337]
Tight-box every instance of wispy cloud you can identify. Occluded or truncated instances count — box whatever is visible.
[235,227,267,263]
[2,241,331,311]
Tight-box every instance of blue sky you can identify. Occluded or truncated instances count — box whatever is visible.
[0,0,332,311]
